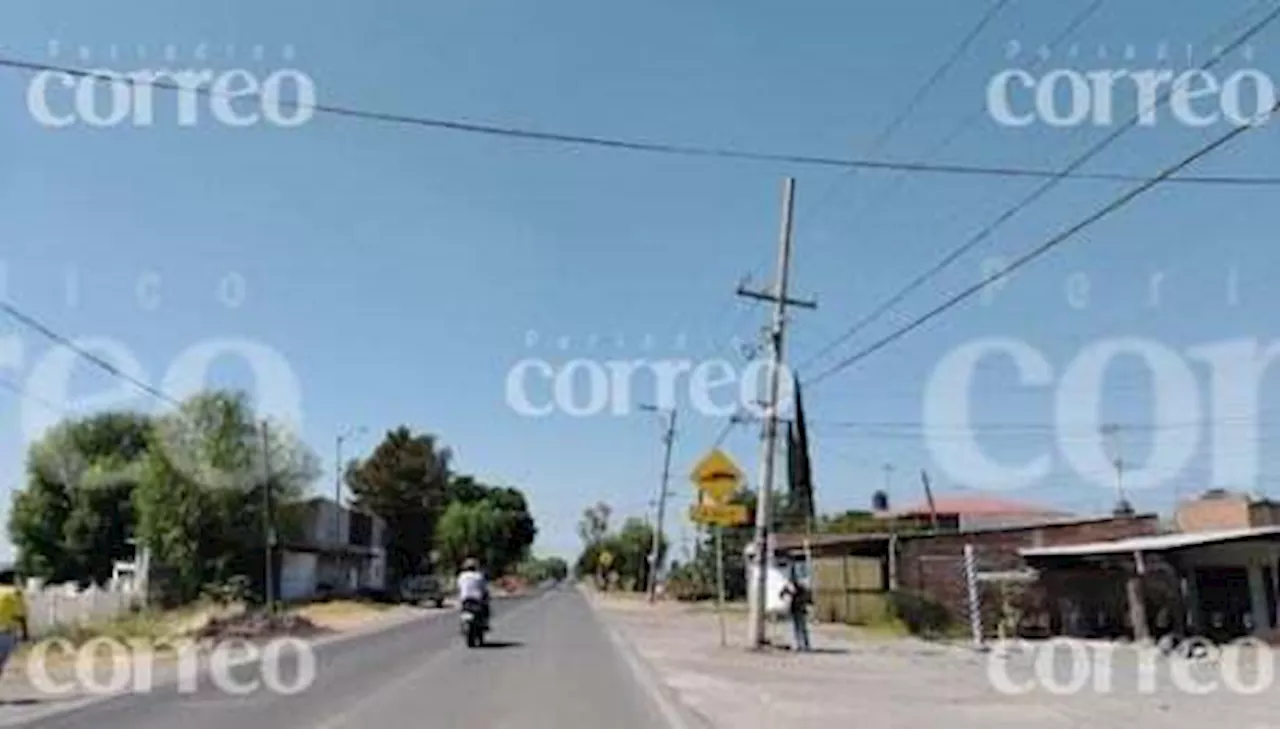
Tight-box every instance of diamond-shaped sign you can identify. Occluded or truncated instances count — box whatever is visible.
[690,448,744,504]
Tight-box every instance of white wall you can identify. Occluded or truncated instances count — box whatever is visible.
[279,552,318,602]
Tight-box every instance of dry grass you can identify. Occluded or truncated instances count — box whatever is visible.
[288,599,394,632]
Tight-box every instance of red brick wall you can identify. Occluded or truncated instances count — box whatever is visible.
[896,516,1159,625]
[1175,496,1251,532]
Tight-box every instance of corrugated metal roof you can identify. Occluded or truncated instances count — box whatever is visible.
[1020,526,1280,558]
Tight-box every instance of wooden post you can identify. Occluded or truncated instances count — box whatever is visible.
[715,525,727,647]
[1127,551,1151,643]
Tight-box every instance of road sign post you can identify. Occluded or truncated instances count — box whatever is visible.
[715,524,727,647]
[690,449,747,649]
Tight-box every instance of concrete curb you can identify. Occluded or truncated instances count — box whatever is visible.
[580,587,715,729]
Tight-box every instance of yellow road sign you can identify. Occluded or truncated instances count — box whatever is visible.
[690,448,744,504]
[690,503,750,527]
[598,550,614,568]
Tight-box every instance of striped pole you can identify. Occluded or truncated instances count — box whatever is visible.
[963,544,984,650]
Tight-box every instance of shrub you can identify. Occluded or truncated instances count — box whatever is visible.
[887,590,953,638]
[200,575,254,606]
[665,564,713,602]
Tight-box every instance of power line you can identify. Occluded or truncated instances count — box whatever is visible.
[867,0,1015,155]
[805,97,1280,387]
[4,57,1280,187]
[0,301,181,407]
[845,0,1109,221]
[807,0,1015,215]
[798,1,1280,374]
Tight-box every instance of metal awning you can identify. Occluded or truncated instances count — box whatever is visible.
[1020,526,1280,559]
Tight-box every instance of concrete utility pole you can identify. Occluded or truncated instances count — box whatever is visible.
[738,178,816,649]
[641,405,677,603]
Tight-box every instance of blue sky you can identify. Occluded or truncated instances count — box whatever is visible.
[2,0,1280,562]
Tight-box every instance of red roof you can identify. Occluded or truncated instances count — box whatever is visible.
[893,494,1070,518]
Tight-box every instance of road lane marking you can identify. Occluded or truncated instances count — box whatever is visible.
[584,592,704,729]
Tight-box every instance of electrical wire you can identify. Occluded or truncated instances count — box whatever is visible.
[805,96,1280,387]
[0,301,181,407]
[4,57,1280,186]
[843,0,1110,222]
[798,1,1280,375]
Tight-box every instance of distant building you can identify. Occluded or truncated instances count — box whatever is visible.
[776,509,1156,629]
[884,493,1075,532]
[277,497,387,601]
[1174,489,1280,532]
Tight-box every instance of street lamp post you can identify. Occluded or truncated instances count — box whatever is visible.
[335,426,368,544]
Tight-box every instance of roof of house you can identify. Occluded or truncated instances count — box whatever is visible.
[1021,525,1280,559]
[775,513,1159,554]
[894,494,1072,518]
[774,531,891,552]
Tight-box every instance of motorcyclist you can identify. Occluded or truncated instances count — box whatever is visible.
[456,556,490,627]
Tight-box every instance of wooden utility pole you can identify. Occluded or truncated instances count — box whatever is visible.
[262,421,275,613]
[921,469,941,533]
[646,407,678,603]
[739,178,816,650]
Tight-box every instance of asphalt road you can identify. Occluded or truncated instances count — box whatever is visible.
[3,587,674,729]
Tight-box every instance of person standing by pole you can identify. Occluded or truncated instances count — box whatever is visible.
[780,564,812,652]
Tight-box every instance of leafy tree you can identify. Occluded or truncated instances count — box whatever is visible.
[134,391,317,605]
[445,475,491,506]
[575,515,668,593]
[434,499,506,575]
[434,487,538,577]
[9,468,72,581]
[690,489,758,600]
[345,427,451,580]
[517,556,569,583]
[10,411,151,584]
[485,486,537,570]
[577,502,611,547]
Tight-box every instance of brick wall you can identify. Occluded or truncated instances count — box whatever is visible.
[1248,501,1280,527]
[896,515,1159,625]
[1175,494,1251,532]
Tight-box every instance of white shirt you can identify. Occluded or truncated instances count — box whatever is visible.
[457,570,488,601]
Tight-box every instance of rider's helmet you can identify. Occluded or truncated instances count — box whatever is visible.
[461,556,480,572]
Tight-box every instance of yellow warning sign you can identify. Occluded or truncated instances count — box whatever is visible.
[690,503,750,526]
[690,449,744,504]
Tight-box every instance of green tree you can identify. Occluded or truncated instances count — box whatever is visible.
[517,555,569,583]
[345,427,451,580]
[578,517,669,593]
[692,489,758,600]
[10,411,152,584]
[434,487,538,577]
[434,499,507,575]
[577,502,611,547]
[134,391,317,605]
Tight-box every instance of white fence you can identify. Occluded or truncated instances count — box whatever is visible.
[23,580,144,638]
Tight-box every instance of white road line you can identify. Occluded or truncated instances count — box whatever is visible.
[584,593,703,729]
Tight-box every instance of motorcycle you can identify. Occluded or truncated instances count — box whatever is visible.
[460,598,488,647]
